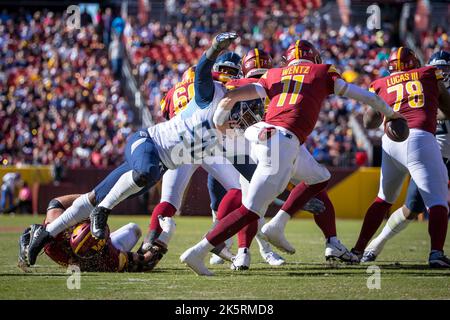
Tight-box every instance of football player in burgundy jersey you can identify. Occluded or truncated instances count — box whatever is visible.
[355,49,450,267]
[18,194,175,272]
[180,40,401,276]
[160,66,196,120]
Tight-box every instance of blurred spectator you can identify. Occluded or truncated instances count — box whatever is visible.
[109,34,124,78]
[0,10,135,168]
[17,181,32,213]
[0,172,21,213]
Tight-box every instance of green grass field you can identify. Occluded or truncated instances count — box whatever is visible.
[0,215,449,300]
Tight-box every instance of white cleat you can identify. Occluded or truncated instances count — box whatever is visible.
[180,247,214,276]
[261,224,296,254]
[261,251,285,266]
[210,254,225,265]
[230,248,251,270]
[325,239,359,264]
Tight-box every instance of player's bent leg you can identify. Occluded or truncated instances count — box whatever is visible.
[352,147,407,257]
[91,130,164,239]
[263,144,330,254]
[407,132,450,267]
[363,179,425,262]
[27,193,95,266]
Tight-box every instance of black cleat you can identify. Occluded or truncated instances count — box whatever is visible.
[90,206,111,239]
[18,227,31,270]
[27,224,51,266]
[429,251,450,268]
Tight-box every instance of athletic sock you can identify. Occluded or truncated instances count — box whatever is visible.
[206,205,260,247]
[98,170,143,210]
[147,201,177,242]
[46,193,93,237]
[428,205,449,252]
[313,191,337,239]
[354,197,392,252]
[255,217,272,253]
[268,210,291,229]
[216,188,242,220]
[281,181,328,216]
[367,207,410,253]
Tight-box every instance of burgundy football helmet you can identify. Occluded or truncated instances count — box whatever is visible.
[285,40,322,65]
[387,47,421,72]
[241,48,273,78]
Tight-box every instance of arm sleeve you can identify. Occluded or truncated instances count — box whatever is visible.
[334,78,394,117]
[194,54,216,108]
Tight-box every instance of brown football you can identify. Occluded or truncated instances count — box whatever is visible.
[384,118,409,142]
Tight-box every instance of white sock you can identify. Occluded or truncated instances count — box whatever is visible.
[98,171,143,210]
[367,207,410,254]
[269,210,291,230]
[238,247,248,254]
[110,223,142,252]
[193,238,214,257]
[256,217,272,253]
[46,193,93,237]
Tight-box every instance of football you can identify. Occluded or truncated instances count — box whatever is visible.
[384,118,409,142]
[70,222,109,258]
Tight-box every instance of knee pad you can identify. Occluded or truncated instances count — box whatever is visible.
[132,170,151,187]
[47,199,65,212]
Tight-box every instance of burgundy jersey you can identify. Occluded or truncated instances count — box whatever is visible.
[370,66,444,134]
[160,79,195,120]
[258,63,340,143]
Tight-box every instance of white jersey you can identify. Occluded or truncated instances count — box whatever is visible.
[436,120,450,159]
[2,172,19,190]
[148,81,226,169]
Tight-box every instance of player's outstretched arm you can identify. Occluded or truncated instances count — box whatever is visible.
[438,81,450,119]
[334,78,402,119]
[213,84,264,133]
[194,32,238,108]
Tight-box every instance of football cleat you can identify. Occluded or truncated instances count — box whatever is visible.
[361,250,378,263]
[230,248,251,271]
[350,248,363,262]
[261,224,295,254]
[90,206,111,239]
[18,227,31,270]
[261,251,285,266]
[325,239,359,264]
[27,224,52,266]
[429,251,450,268]
[180,247,214,276]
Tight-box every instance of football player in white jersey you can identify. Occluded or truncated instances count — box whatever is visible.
[25,32,245,266]
[361,50,450,266]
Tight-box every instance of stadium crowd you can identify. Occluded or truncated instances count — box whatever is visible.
[0,10,135,169]
[1,2,449,168]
